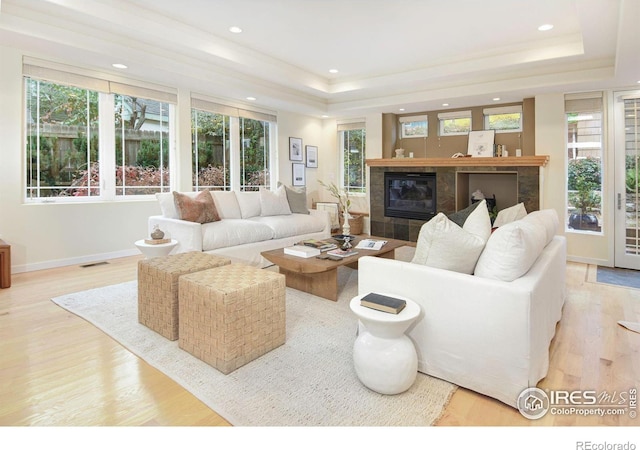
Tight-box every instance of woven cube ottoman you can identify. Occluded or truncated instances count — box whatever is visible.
[178,264,286,374]
[138,251,231,340]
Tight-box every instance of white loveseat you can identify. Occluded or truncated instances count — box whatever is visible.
[358,207,566,408]
[148,188,331,267]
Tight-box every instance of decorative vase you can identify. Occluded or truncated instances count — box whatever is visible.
[395,148,405,158]
[151,225,165,240]
[342,211,351,235]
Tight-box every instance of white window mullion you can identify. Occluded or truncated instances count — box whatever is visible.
[99,93,116,200]
[229,116,240,192]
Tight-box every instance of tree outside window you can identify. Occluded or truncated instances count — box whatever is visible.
[341,128,366,194]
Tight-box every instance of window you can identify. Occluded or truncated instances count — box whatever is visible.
[565,94,603,233]
[191,99,276,192]
[192,109,231,190]
[114,94,171,196]
[338,123,366,194]
[26,78,100,198]
[483,105,522,132]
[24,66,176,201]
[438,110,471,136]
[399,115,428,138]
[240,117,271,191]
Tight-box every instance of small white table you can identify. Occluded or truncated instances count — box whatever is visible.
[350,294,421,395]
[135,239,178,259]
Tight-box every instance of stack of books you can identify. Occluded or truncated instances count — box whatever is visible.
[360,292,407,314]
[298,239,337,252]
[284,245,321,258]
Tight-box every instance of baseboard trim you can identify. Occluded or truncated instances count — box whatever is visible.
[12,248,140,274]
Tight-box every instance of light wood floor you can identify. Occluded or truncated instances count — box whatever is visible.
[0,256,638,426]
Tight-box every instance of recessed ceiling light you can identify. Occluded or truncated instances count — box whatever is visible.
[112,63,127,69]
[399,108,405,112]
[493,97,501,101]
[229,26,243,33]
[538,24,554,31]
[321,115,329,118]
[329,69,339,74]
[442,103,449,107]
[246,96,256,101]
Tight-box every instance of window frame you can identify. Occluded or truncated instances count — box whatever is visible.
[483,105,523,133]
[338,123,366,195]
[438,110,472,136]
[398,115,428,139]
[23,66,177,203]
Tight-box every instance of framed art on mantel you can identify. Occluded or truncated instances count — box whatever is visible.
[306,145,318,168]
[467,130,495,157]
[292,163,305,186]
[289,137,303,161]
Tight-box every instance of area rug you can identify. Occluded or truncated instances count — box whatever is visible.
[50,250,456,426]
[596,265,640,289]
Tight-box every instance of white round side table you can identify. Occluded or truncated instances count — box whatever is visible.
[135,239,178,259]
[349,294,421,395]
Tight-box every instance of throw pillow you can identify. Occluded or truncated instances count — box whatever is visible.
[411,212,487,274]
[493,202,527,228]
[173,190,221,224]
[474,219,547,281]
[277,182,309,214]
[259,185,292,216]
[211,191,242,219]
[521,209,559,246]
[460,199,492,242]
[447,201,481,227]
[236,191,262,218]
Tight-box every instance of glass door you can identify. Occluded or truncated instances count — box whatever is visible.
[614,91,640,269]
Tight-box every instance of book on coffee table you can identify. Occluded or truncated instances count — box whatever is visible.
[284,245,321,258]
[360,292,407,314]
[326,248,358,258]
[298,239,337,251]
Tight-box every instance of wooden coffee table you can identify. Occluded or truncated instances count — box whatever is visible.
[261,236,411,301]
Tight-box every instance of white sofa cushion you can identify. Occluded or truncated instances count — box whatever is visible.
[411,212,487,274]
[522,209,559,246]
[493,202,527,228]
[201,219,275,251]
[211,191,242,219]
[260,186,292,216]
[251,213,326,239]
[474,218,547,281]
[236,191,261,218]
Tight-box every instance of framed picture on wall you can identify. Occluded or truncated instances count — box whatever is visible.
[292,163,305,186]
[289,137,303,161]
[467,130,495,157]
[306,145,318,168]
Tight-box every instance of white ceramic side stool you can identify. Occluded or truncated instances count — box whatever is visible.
[135,239,178,259]
[349,294,420,395]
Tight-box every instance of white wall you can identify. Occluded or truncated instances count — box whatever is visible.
[536,93,611,265]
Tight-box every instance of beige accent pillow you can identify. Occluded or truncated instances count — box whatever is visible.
[259,185,292,216]
[474,219,547,281]
[173,190,221,224]
[236,191,262,218]
[411,213,487,274]
[493,202,527,228]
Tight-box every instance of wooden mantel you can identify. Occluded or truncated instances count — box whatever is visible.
[366,155,549,168]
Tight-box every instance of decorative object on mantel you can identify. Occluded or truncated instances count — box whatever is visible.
[150,225,165,240]
[467,130,496,157]
[319,180,358,235]
[394,148,405,158]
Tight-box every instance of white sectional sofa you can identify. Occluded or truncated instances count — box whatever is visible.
[358,206,567,408]
[148,188,331,267]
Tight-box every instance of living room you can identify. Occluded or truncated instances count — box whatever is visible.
[1,0,639,447]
